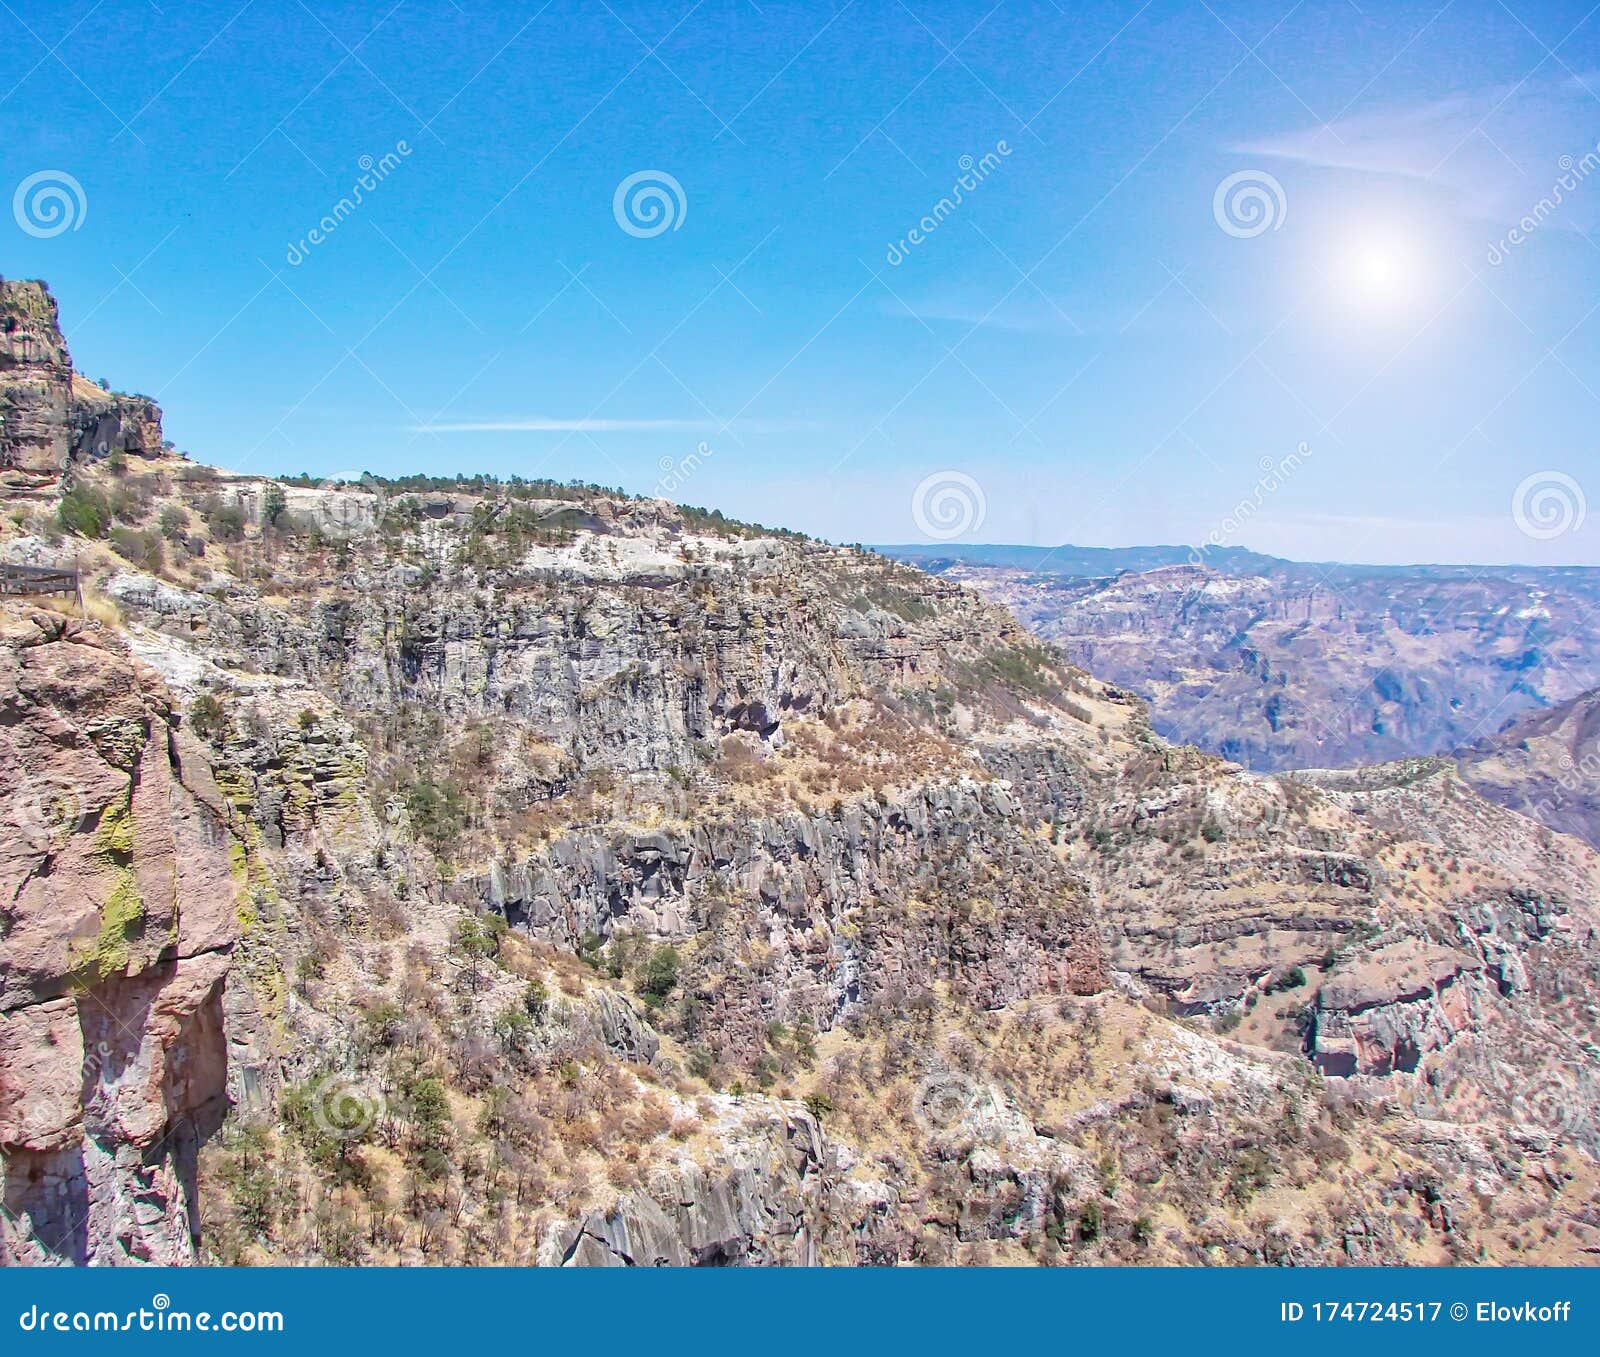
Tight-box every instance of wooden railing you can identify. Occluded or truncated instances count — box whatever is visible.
[0,563,80,599]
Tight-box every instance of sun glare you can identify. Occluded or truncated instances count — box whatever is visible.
[1337,231,1420,313]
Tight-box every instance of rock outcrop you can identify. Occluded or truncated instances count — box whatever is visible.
[0,281,73,481]
[0,279,164,493]
[544,1103,829,1266]
[69,375,165,464]
[0,609,239,1264]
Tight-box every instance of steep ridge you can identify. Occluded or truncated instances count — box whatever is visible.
[2,280,1598,1266]
[1458,686,1600,851]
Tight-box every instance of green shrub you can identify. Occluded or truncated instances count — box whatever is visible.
[522,979,548,1021]
[215,1121,274,1234]
[1267,965,1308,994]
[1227,1148,1274,1203]
[187,693,230,742]
[405,777,470,854]
[201,494,246,542]
[576,931,605,969]
[158,504,190,540]
[405,1077,452,1157]
[59,484,112,538]
[453,913,505,962]
[802,1091,834,1120]
[1078,1200,1103,1241]
[109,526,164,572]
[639,944,680,1007]
[492,1003,534,1051]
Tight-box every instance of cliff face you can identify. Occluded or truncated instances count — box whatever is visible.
[0,282,73,479]
[0,610,240,1264]
[103,499,1062,782]
[70,375,165,465]
[0,279,165,492]
[459,782,1105,1068]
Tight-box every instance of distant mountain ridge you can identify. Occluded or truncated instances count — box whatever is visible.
[888,547,1600,779]
[879,542,1289,576]
[880,541,1600,586]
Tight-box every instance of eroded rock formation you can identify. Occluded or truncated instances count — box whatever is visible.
[0,610,238,1264]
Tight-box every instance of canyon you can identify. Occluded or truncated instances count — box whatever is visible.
[891,547,1600,776]
[3,279,1598,1266]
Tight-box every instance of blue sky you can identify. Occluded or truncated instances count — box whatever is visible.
[4,0,1598,564]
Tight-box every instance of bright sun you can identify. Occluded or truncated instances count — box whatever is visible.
[1339,233,1419,312]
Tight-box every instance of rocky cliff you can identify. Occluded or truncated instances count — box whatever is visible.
[0,610,239,1264]
[0,281,74,481]
[1,278,165,494]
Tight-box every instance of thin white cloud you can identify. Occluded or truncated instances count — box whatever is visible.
[1236,93,1486,181]
[1234,78,1600,228]
[412,417,811,434]
[877,294,1082,334]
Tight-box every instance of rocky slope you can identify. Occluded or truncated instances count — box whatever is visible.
[3,280,1599,1266]
[1458,686,1600,850]
[903,558,1600,775]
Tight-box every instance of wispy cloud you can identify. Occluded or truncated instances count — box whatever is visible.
[878,294,1083,334]
[411,417,811,434]
[1235,77,1600,227]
